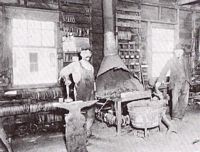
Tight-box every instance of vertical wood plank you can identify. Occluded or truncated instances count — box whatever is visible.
[175,5,180,46]
[146,21,152,80]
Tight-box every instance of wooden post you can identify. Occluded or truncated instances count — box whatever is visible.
[115,100,122,136]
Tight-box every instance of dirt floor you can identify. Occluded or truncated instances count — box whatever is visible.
[11,103,200,152]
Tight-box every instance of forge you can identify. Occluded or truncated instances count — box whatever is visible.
[95,0,152,136]
[96,0,144,100]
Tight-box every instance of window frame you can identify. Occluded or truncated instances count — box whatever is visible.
[5,6,60,88]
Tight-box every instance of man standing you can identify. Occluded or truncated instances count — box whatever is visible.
[155,47,191,122]
[59,49,95,137]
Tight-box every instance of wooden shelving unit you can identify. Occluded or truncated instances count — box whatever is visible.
[116,0,148,84]
[59,0,92,66]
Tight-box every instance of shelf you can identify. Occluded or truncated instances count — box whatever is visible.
[63,61,72,63]
[118,42,135,45]
[119,49,136,51]
[116,21,141,29]
[130,69,141,72]
[130,62,140,65]
[116,7,141,13]
[116,14,141,21]
[119,0,141,4]
[63,51,79,54]
[141,64,148,68]
[120,55,139,59]
[116,2,144,83]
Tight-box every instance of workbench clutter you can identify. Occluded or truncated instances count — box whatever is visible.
[61,25,90,37]
[95,90,170,138]
[95,90,153,135]
[118,31,132,40]
[95,109,130,127]
[60,11,90,38]
[14,112,64,137]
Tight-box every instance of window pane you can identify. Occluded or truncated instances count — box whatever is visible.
[151,27,175,78]
[42,30,54,47]
[13,47,57,85]
[28,20,41,29]
[12,19,55,47]
[152,28,174,53]
[12,19,27,29]
[42,22,54,30]
[28,28,42,46]
[49,53,56,66]
[12,27,28,46]
[30,52,38,62]
[29,53,38,72]
[152,53,172,77]
[30,64,38,72]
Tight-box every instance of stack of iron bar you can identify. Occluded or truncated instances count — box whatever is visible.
[0,88,66,137]
[17,88,63,100]
[0,102,59,117]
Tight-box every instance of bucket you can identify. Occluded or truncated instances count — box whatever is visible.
[128,106,163,129]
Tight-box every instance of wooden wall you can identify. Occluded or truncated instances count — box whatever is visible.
[0,6,3,72]
[0,0,104,88]
[1,0,200,88]
[139,0,200,80]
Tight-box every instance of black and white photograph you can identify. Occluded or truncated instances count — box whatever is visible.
[0,0,200,152]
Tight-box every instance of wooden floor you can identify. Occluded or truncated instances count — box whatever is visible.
[10,103,200,152]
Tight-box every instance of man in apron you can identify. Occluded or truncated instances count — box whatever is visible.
[59,49,95,137]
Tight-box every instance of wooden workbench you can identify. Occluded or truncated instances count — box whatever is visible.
[114,90,151,135]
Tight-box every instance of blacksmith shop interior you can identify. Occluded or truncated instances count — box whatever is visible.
[1,0,200,152]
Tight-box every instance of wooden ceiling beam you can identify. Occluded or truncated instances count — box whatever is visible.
[178,0,199,5]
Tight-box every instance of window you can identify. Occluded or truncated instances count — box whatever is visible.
[29,53,38,72]
[12,19,55,47]
[151,27,175,78]
[12,19,57,85]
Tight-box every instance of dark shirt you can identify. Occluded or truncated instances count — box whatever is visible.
[157,55,191,90]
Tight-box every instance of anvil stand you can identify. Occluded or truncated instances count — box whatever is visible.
[53,100,97,152]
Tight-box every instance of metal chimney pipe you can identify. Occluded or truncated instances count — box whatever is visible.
[97,0,129,77]
[103,0,117,56]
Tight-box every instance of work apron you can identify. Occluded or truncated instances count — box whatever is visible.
[76,62,94,101]
[75,62,95,135]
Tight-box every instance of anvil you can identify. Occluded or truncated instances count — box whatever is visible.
[53,100,97,152]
